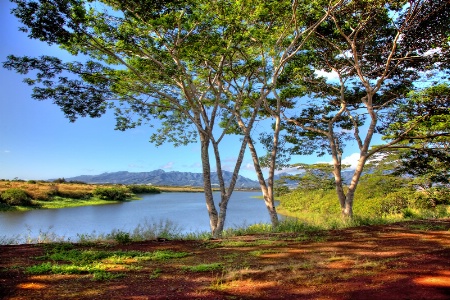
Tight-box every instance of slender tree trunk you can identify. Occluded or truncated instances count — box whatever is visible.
[247,138,279,226]
[340,93,377,217]
[267,115,282,226]
[342,155,367,217]
[210,132,251,238]
[200,134,219,234]
[211,139,228,238]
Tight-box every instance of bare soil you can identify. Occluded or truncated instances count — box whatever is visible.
[1,219,450,300]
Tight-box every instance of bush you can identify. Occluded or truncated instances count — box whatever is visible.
[53,178,66,183]
[380,191,411,215]
[107,230,132,244]
[1,188,32,206]
[127,185,160,194]
[93,187,131,201]
[56,190,92,199]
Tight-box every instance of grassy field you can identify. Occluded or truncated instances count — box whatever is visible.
[1,219,449,299]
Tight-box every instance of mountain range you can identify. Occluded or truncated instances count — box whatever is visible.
[62,169,261,188]
[61,169,355,188]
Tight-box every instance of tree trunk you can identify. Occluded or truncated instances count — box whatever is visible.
[342,154,367,218]
[210,131,251,238]
[247,138,279,227]
[200,134,219,234]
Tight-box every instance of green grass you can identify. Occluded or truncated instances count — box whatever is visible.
[149,268,162,279]
[207,239,287,249]
[39,246,190,263]
[249,249,282,256]
[182,263,223,272]
[405,223,449,231]
[26,245,191,280]
[36,197,135,209]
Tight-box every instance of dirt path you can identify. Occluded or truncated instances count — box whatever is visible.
[1,219,450,299]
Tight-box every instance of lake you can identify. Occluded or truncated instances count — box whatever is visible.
[0,191,277,243]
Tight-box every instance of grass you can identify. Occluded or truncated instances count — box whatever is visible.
[207,239,287,249]
[25,245,191,281]
[3,218,450,299]
[404,222,449,231]
[249,249,282,256]
[183,263,223,272]
[149,268,162,279]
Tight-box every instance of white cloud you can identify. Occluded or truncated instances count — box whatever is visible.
[314,69,339,82]
[161,162,174,170]
[274,166,303,175]
[243,163,255,171]
[316,153,360,170]
[341,153,360,169]
[3,150,10,154]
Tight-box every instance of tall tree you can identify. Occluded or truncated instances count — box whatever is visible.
[229,0,345,226]
[277,0,450,217]
[3,0,278,237]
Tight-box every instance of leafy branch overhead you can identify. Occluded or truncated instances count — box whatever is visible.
[2,0,449,225]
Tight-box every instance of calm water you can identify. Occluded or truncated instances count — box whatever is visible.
[0,191,276,243]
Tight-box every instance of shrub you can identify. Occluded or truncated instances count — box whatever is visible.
[127,185,161,194]
[53,178,66,183]
[1,188,32,206]
[107,230,132,244]
[380,191,411,215]
[56,190,92,199]
[93,187,130,201]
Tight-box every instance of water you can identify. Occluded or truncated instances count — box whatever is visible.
[0,191,275,243]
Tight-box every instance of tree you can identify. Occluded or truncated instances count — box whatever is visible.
[230,0,345,227]
[285,163,339,191]
[3,0,280,237]
[380,84,450,202]
[277,0,450,217]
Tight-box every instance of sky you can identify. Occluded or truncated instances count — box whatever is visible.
[0,1,366,181]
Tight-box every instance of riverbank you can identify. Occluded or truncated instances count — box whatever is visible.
[1,219,449,299]
[0,180,261,212]
[0,181,205,212]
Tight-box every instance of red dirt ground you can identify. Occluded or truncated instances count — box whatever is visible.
[1,219,450,299]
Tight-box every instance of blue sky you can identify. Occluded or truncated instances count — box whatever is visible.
[0,1,364,181]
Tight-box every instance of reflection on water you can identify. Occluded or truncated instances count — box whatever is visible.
[0,191,277,243]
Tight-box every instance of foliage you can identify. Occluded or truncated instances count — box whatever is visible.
[381,84,450,189]
[131,219,183,241]
[279,169,450,221]
[2,0,350,235]
[107,230,132,244]
[93,186,131,201]
[127,185,160,194]
[279,188,341,216]
[281,163,339,191]
[1,188,32,206]
[273,182,290,197]
[53,178,66,183]
[274,0,450,217]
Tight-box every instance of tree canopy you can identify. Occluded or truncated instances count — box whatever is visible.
[271,0,450,217]
[3,0,449,225]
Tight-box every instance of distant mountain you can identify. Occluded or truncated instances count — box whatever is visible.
[60,169,356,189]
[61,169,261,188]
[274,170,355,187]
